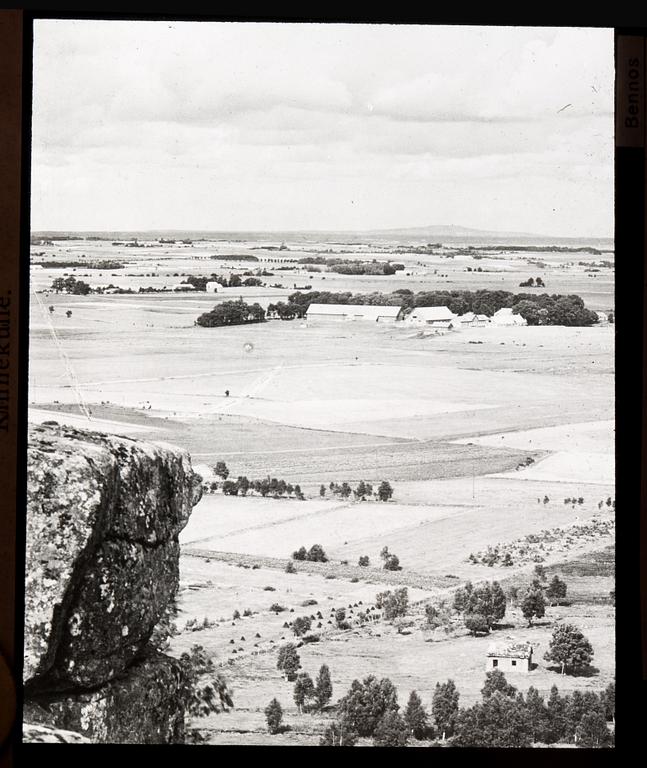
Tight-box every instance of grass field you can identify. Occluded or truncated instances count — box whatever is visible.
[28,235,614,745]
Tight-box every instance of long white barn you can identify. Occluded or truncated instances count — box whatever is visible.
[305,303,403,324]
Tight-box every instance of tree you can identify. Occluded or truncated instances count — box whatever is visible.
[376,588,408,620]
[404,690,429,739]
[65,310,72,318]
[294,484,304,500]
[292,546,307,561]
[276,643,301,681]
[534,564,547,582]
[292,616,312,636]
[264,698,283,734]
[425,603,440,628]
[453,581,473,612]
[521,588,546,626]
[337,676,399,737]
[453,691,531,747]
[319,720,357,746]
[237,476,250,496]
[544,623,594,675]
[177,645,233,719]
[285,560,296,574]
[546,575,568,605]
[463,582,506,630]
[481,669,517,700]
[373,711,409,746]
[221,480,238,496]
[464,613,490,636]
[377,480,393,501]
[490,581,507,626]
[358,555,370,567]
[544,685,569,743]
[340,481,352,498]
[335,608,347,627]
[354,480,366,499]
[214,461,229,479]
[314,664,333,711]
[432,680,459,739]
[575,711,612,748]
[524,686,552,744]
[600,681,615,723]
[307,544,328,562]
[319,484,326,497]
[293,672,316,713]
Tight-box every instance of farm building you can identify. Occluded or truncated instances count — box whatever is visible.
[595,311,608,323]
[405,306,455,328]
[206,281,220,293]
[305,304,403,324]
[475,314,489,326]
[491,307,527,326]
[486,642,533,674]
[457,311,478,327]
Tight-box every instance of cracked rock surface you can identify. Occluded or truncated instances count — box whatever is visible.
[24,422,202,691]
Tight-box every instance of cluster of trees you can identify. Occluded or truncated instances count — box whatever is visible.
[519,276,545,287]
[453,581,507,634]
[315,671,613,747]
[375,588,408,620]
[295,256,403,275]
[321,480,393,502]
[283,288,598,326]
[196,299,265,327]
[292,544,328,562]
[50,276,92,295]
[182,273,263,291]
[454,671,613,747]
[267,301,306,320]
[210,253,259,262]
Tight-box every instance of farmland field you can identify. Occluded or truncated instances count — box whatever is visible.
[28,233,614,745]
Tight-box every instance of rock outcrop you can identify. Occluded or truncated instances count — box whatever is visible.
[23,422,202,743]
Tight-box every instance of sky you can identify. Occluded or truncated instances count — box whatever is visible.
[31,22,614,237]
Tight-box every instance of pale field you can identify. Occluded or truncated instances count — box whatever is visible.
[29,238,614,745]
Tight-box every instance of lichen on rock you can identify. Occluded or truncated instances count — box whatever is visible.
[24,422,202,742]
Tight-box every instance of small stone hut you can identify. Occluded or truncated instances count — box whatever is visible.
[486,642,533,674]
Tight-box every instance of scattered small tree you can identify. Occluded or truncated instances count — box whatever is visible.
[358,555,370,567]
[292,546,307,561]
[276,643,301,681]
[521,588,546,627]
[314,664,333,711]
[264,698,283,734]
[292,616,312,637]
[214,461,229,479]
[544,623,594,675]
[293,672,316,713]
[546,575,568,605]
[307,544,328,562]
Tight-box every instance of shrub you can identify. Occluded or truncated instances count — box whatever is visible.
[285,561,296,574]
[358,555,370,567]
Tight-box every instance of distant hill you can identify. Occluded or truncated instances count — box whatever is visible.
[370,224,545,239]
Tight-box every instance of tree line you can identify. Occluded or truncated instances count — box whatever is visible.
[265,663,614,747]
[284,288,599,326]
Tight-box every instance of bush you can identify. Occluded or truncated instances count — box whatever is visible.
[358,555,370,567]
[285,561,296,574]
[270,603,286,613]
